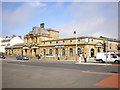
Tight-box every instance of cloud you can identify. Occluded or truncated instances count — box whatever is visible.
[55,2,118,39]
[1,0,119,2]
[2,2,47,36]
[56,17,118,39]
[29,2,47,7]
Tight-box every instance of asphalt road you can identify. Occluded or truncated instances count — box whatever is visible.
[2,59,120,88]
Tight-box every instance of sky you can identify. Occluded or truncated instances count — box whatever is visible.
[1,1,118,39]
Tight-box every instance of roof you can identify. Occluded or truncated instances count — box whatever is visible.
[41,36,105,42]
[99,36,120,43]
[28,27,49,35]
[1,38,11,42]
[47,29,59,32]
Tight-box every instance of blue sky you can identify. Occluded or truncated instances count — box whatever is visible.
[1,2,118,39]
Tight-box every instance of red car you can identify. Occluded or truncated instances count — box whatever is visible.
[0,55,5,59]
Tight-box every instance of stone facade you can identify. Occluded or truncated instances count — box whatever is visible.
[5,23,120,60]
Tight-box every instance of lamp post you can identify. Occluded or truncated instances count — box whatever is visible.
[106,39,108,65]
[74,30,78,62]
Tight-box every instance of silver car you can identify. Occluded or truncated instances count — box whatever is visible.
[16,56,29,60]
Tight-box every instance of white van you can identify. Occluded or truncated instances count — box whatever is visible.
[96,52,120,63]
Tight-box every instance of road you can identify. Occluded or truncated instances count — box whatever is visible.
[1,58,120,88]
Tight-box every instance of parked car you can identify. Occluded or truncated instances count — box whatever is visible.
[0,54,6,59]
[9,54,17,56]
[16,56,29,60]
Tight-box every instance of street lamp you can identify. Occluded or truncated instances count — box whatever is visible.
[106,39,108,65]
[74,30,78,62]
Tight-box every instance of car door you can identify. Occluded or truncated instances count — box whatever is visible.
[109,54,117,62]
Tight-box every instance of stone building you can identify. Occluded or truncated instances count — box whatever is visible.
[1,35,23,53]
[5,43,23,55]
[5,23,120,60]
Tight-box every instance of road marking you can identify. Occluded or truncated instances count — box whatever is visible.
[81,71,120,88]
[75,63,111,66]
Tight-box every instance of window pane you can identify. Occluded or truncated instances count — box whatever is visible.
[56,49,58,56]
[78,48,81,56]
[62,48,65,56]
[49,49,52,55]
[43,49,46,55]
[70,48,73,56]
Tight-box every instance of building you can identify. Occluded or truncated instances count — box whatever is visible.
[0,36,11,53]
[5,23,120,60]
[1,35,23,53]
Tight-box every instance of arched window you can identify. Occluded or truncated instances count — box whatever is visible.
[49,49,52,55]
[98,48,100,52]
[34,49,36,54]
[56,49,58,56]
[70,48,73,56]
[77,48,81,56]
[43,49,46,55]
[62,48,65,56]
[91,48,94,57]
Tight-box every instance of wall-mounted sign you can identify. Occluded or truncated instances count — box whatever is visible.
[10,48,14,50]
[55,46,64,48]
[96,43,103,46]
[23,47,29,49]
[31,46,39,49]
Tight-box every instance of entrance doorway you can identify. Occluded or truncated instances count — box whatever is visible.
[91,48,94,57]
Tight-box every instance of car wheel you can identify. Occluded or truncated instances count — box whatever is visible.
[114,60,119,64]
[99,59,104,63]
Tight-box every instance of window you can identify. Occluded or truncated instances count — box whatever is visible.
[43,49,46,55]
[78,40,80,42]
[70,40,72,42]
[62,48,65,56]
[70,48,73,56]
[34,49,36,55]
[36,37,37,42]
[98,47,100,52]
[56,41,58,44]
[49,49,52,55]
[111,54,117,58]
[77,48,81,56]
[63,40,65,43]
[91,48,94,57]
[110,44,112,49]
[50,42,52,44]
[25,49,27,53]
[56,49,58,56]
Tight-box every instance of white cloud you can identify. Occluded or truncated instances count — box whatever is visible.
[1,0,119,2]
[2,2,47,36]
[29,2,47,7]
[55,2,118,39]
[55,17,118,39]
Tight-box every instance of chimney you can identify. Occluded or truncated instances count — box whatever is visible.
[5,36,8,38]
[12,35,16,38]
[40,23,44,28]
[18,36,22,39]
